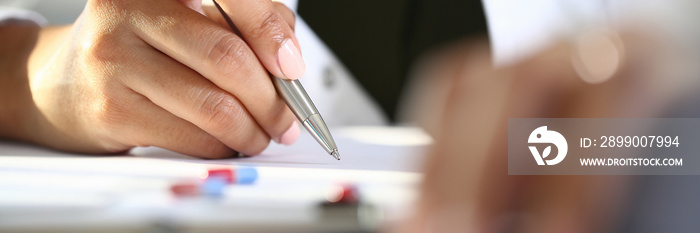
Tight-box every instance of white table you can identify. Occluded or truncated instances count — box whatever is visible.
[0,126,430,232]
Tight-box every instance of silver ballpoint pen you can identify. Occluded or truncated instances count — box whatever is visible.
[213,1,340,160]
[273,78,340,160]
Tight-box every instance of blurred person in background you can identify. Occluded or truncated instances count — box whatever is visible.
[394,0,700,232]
[0,0,471,158]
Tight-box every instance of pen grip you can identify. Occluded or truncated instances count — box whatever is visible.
[273,77,319,121]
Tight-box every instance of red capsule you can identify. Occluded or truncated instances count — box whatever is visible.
[170,181,200,197]
[205,168,234,184]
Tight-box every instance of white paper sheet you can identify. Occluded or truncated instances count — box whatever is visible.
[0,126,430,232]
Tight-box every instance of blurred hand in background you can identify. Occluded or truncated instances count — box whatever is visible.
[394,22,696,232]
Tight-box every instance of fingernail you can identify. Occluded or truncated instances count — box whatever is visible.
[278,122,300,146]
[277,39,306,80]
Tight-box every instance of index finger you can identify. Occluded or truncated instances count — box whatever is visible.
[124,0,298,146]
[214,0,305,80]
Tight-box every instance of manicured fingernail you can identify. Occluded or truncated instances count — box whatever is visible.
[278,122,300,146]
[277,39,306,80]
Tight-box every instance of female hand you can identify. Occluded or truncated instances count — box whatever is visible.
[14,0,304,158]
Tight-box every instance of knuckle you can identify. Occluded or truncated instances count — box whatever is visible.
[81,75,136,151]
[195,90,270,155]
[273,2,296,25]
[93,87,129,129]
[249,11,285,42]
[197,90,246,137]
[206,34,250,77]
[83,33,123,65]
[92,91,139,152]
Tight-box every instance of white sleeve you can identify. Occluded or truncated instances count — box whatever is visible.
[0,6,47,26]
[482,0,625,67]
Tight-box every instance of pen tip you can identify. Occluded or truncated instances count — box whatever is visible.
[331,150,340,160]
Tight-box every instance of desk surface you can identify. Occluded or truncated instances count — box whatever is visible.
[0,126,430,232]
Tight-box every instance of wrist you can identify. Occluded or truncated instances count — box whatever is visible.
[0,22,41,142]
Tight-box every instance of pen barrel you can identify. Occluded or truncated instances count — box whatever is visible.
[273,78,319,120]
[302,113,338,154]
[273,77,338,155]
